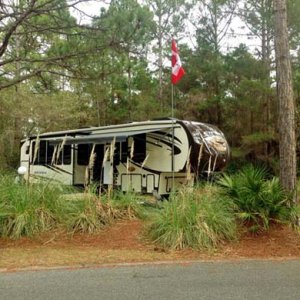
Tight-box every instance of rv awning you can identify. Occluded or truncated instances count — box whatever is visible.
[48,125,178,145]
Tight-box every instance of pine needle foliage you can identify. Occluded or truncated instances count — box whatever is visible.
[145,187,237,250]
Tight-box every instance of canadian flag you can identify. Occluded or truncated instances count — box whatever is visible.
[171,39,185,84]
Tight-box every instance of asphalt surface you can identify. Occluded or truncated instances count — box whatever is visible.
[0,260,299,300]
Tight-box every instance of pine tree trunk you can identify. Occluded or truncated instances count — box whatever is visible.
[158,12,163,112]
[273,0,297,200]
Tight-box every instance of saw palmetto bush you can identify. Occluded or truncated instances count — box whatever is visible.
[145,186,237,250]
[217,165,295,231]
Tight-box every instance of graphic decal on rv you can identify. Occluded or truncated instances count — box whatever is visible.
[44,164,73,175]
[147,133,182,155]
[148,131,182,144]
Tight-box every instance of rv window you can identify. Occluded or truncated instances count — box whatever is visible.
[133,134,146,163]
[114,143,121,164]
[33,140,46,165]
[46,144,55,164]
[39,141,47,164]
[77,144,91,165]
[64,145,71,165]
[93,144,104,181]
[56,148,63,165]
[31,142,35,163]
[56,145,72,165]
[120,141,128,163]
[25,146,30,155]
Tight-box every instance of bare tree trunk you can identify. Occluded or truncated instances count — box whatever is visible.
[158,13,163,113]
[273,0,297,200]
[127,52,132,121]
[261,0,273,157]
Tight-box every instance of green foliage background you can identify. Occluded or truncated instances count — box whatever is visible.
[1,0,300,172]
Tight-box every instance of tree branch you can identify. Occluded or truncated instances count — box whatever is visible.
[0,0,37,58]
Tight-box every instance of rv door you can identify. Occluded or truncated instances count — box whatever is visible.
[103,145,113,185]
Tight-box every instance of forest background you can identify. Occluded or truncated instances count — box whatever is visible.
[1,0,300,175]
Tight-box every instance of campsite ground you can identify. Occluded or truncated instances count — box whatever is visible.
[1,220,300,271]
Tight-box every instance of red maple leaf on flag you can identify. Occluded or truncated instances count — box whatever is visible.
[171,39,185,84]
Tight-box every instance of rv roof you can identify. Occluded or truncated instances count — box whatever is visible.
[27,120,179,141]
[48,125,177,145]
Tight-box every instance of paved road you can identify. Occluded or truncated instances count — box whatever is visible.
[0,260,299,300]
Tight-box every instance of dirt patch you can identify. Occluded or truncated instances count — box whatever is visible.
[220,225,300,258]
[0,220,299,271]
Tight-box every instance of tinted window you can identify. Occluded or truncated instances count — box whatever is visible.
[31,141,35,163]
[39,141,46,164]
[114,143,120,164]
[93,144,104,181]
[77,144,91,165]
[56,144,71,165]
[133,134,146,163]
[33,140,46,165]
[63,145,71,165]
[32,141,72,165]
[56,146,62,165]
[120,141,128,163]
[47,144,55,164]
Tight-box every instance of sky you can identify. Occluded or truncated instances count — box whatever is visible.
[70,0,105,24]
[70,0,260,55]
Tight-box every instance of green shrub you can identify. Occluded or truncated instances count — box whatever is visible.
[218,165,295,230]
[0,174,148,239]
[0,175,62,239]
[109,190,147,220]
[145,187,237,250]
[58,196,106,234]
[0,175,110,238]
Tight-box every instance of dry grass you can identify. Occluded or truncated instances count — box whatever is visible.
[0,248,172,270]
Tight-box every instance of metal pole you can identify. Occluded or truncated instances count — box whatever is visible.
[171,84,175,191]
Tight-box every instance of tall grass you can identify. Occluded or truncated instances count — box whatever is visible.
[108,190,147,220]
[218,165,296,231]
[0,174,148,239]
[0,175,62,238]
[145,186,237,250]
[58,196,108,234]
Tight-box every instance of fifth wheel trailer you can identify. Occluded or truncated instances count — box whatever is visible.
[20,119,230,196]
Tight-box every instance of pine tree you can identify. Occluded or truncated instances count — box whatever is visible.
[273,0,297,200]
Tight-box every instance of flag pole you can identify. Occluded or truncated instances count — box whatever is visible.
[171,84,175,192]
[171,38,185,193]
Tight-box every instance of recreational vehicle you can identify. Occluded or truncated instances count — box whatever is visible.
[20,119,230,196]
